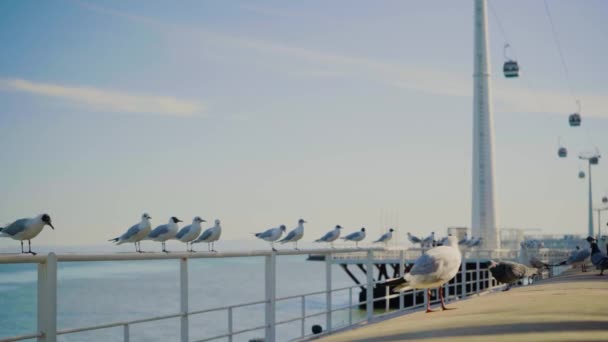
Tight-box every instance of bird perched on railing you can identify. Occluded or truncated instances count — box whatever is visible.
[466,237,482,248]
[0,213,54,255]
[193,219,222,252]
[176,217,206,252]
[458,233,469,246]
[586,236,608,275]
[341,227,366,248]
[255,225,286,251]
[488,260,538,291]
[315,225,342,248]
[407,232,422,246]
[279,219,306,250]
[388,235,461,313]
[146,216,182,253]
[421,232,435,248]
[109,213,152,253]
[373,228,394,246]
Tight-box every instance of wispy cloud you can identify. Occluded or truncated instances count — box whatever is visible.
[0,78,205,117]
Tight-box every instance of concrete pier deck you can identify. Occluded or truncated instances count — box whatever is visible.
[316,270,608,342]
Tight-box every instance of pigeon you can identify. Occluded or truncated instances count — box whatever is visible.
[315,225,342,248]
[175,216,206,252]
[586,237,608,275]
[279,219,306,249]
[374,228,394,245]
[108,213,152,253]
[488,261,538,291]
[421,232,435,248]
[341,227,366,248]
[146,216,182,253]
[388,236,461,312]
[0,214,55,255]
[407,232,422,246]
[193,219,222,252]
[255,225,286,251]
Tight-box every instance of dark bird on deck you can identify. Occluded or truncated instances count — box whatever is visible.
[488,260,538,291]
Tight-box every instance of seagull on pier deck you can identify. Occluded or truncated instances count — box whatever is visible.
[421,232,435,247]
[374,228,394,245]
[255,225,286,251]
[488,261,538,291]
[0,214,54,255]
[279,219,306,250]
[388,235,461,313]
[407,232,422,246]
[193,219,222,252]
[315,225,342,248]
[146,216,182,253]
[586,237,608,275]
[176,217,206,252]
[341,228,366,248]
[109,213,152,253]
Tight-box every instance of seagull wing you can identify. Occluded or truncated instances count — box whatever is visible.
[176,225,192,239]
[256,228,274,239]
[0,219,29,236]
[317,230,334,242]
[374,233,389,243]
[120,223,141,240]
[409,254,440,276]
[280,229,297,243]
[342,232,357,240]
[149,225,169,238]
[195,228,214,242]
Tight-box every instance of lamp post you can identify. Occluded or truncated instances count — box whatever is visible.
[579,154,600,238]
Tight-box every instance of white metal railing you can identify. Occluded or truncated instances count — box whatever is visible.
[0,248,526,342]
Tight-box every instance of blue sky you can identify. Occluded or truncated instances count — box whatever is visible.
[0,0,607,246]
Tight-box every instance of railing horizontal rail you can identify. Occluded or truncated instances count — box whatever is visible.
[57,313,183,335]
[0,332,43,342]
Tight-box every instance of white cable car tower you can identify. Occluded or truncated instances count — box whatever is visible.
[472,0,500,250]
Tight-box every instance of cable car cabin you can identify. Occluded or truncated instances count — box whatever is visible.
[569,113,581,127]
[590,157,599,165]
[578,171,586,179]
[503,60,519,78]
[603,196,608,204]
[558,147,567,158]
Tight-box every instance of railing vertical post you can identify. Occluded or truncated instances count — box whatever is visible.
[38,253,57,342]
[399,251,405,310]
[365,250,373,321]
[180,257,189,342]
[348,288,353,326]
[300,296,305,337]
[123,324,130,342]
[475,260,480,294]
[384,286,389,312]
[325,254,332,332]
[265,254,276,342]
[227,307,233,342]
[460,261,466,298]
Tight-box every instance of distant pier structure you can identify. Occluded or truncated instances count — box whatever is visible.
[472,0,500,250]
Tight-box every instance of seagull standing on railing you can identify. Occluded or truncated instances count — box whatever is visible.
[279,219,306,250]
[146,216,182,253]
[421,232,435,248]
[387,235,461,312]
[193,219,222,252]
[407,232,422,246]
[315,225,342,248]
[176,216,206,252]
[374,228,394,245]
[458,233,469,246]
[109,213,152,253]
[255,225,286,251]
[466,237,482,248]
[0,213,55,255]
[341,227,366,248]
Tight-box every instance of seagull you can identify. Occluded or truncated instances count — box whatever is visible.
[255,225,286,251]
[488,260,538,291]
[146,216,182,253]
[279,219,306,250]
[388,235,461,312]
[421,232,435,247]
[175,217,206,252]
[341,227,366,248]
[193,219,222,252]
[315,225,342,248]
[466,237,482,248]
[407,232,422,246]
[374,228,394,245]
[0,213,55,255]
[563,246,591,272]
[108,213,152,253]
[586,237,608,275]
[458,233,469,246]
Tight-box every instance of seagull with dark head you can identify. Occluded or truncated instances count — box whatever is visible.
[255,225,286,251]
[0,213,54,255]
[374,228,394,245]
[315,225,342,248]
[146,216,182,253]
[341,227,366,248]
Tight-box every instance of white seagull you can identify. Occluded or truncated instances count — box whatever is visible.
[146,216,182,253]
[342,227,366,248]
[407,232,422,246]
[390,235,461,313]
[193,219,222,252]
[0,213,55,255]
[279,219,306,249]
[175,216,206,252]
[458,233,469,246]
[374,228,394,245]
[108,213,152,253]
[315,225,343,248]
[255,225,286,251]
[421,232,435,247]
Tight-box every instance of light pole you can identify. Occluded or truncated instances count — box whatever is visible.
[594,206,608,240]
[579,154,600,238]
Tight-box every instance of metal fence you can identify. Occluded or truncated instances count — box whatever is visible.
[0,248,513,342]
